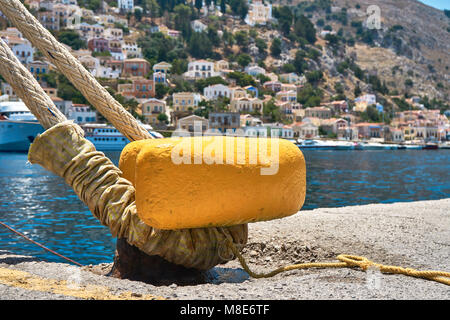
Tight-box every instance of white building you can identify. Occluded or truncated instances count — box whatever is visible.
[245,65,266,77]
[355,94,376,105]
[51,97,72,117]
[104,28,123,40]
[184,60,220,79]
[279,73,304,84]
[11,42,34,65]
[203,84,231,100]
[91,65,121,79]
[1,82,18,100]
[263,123,293,139]
[245,1,273,26]
[292,122,320,139]
[67,104,97,124]
[1,35,34,65]
[122,40,142,59]
[118,0,134,12]
[354,94,377,112]
[191,20,207,33]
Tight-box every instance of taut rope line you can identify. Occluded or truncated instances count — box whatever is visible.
[0,220,83,267]
[0,0,153,141]
[0,39,66,129]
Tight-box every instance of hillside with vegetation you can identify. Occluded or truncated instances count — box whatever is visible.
[114,0,448,116]
[17,0,450,125]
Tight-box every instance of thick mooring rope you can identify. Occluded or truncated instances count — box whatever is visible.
[0,0,153,141]
[0,39,66,129]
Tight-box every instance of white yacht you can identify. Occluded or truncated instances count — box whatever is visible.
[0,101,44,152]
[0,99,163,152]
[82,123,163,151]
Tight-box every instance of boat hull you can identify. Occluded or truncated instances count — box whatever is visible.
[0,120,44,152]
[85,136,130,151]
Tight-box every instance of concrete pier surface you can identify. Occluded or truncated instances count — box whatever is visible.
[1,199,449,300]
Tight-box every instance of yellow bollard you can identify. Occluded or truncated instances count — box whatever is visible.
[119,136,306,230]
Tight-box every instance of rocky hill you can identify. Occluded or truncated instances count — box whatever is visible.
[274,0,449,109]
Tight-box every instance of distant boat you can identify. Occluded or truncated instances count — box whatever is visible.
[297,139,355,150]
[439,143,450,149]
[398,144,422,150]
[81,123,163,151]
[422,143,438,150]
[0,101,44,152]
[354,142,399,150]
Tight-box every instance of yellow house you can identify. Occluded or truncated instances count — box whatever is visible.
[214,60,229,72]
[43,87,58,98]
[229,87,248,100]
[230,97,263,113]
[304,106,332,119]
[176,114,209,133]
[140,98,166,125]
[172,92,196,112]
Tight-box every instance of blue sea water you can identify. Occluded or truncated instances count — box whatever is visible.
[0,149,449,265]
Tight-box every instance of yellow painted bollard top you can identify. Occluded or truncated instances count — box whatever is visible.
[119,136,306,230]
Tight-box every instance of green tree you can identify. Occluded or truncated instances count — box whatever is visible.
[354,83,362,97]
[227,71,256,87]
[405,78,414,87]
[325,33,340,47]
[234,30,249,48]
[134,8,143,21]
[114,94,141,119]
[174,4,192,39]
[220,0,226,14]
[360,105,384,122]
[263,99,282,122]
[274,5,293,35]
[188,32,213,59]
[237,53,252,68]
[306,70,323,84]
[157,113,168,123]
[255,38,267,55]
[145,0,161,17]
[170,59,188,75]
[78,0,102,11]
[297,83,323,107]
[195,0,203,12]
[293,50,308,74]
[293,15,316,44]
[138,32,178,63]
[155,83,169,99]
[282,63,296,73]
[194,76,227,92]
[207,26,221,47]
[92,51,111,57]
[229,0,248,19]
[57,29,86,50]
[270,38,282,57]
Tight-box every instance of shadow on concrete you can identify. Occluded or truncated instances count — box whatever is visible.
[0,252,41,265]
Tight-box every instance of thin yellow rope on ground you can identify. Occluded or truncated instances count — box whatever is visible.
[226,240,450,286]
